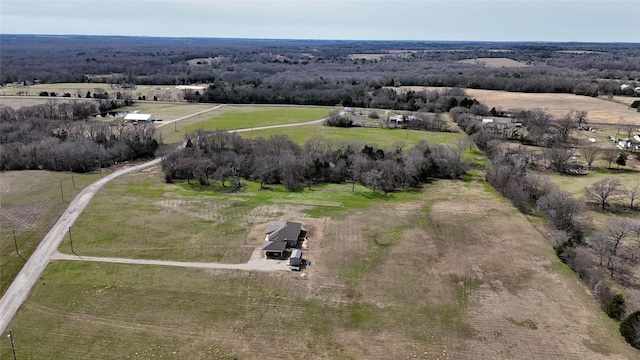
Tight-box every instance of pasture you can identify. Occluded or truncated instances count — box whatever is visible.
[463,89,640,126]
[240,123,466,148]
[0,171,100,295]
[457,58,528,67]
[3,177,636,359]
[183,106,333,133]
[0,82,191,102]
[391,86,640,126]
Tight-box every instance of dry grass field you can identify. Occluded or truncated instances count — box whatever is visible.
[2,170,638,359]
[391,87,640,126]
[457,58,529,67]
[0,171,100,295]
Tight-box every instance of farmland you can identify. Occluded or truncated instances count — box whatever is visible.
[3,174,636,359]
[391,86,640,126]
[2,36,640,358]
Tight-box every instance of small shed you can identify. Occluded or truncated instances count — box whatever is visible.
[124,113,155,123]
[262,241,287,259]
[264,221,303,248]
[289,249,303,271]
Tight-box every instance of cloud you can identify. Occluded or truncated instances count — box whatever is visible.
[1,0,637,42]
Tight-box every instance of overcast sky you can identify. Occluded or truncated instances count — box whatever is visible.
[1,0,638,42]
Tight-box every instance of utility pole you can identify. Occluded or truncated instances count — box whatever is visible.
[12,229,24,261]
[7,330,17,360]
[59,180,65,202]
[68,227,76,255]
[71,170,77,190]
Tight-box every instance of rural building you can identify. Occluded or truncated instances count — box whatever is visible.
[262,241,287,259]
[124,113,155,123]
[264,221,304,248]
[389,114,404,124]
[289,249,303,271]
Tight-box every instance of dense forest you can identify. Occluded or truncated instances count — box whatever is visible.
[2,35,640,108]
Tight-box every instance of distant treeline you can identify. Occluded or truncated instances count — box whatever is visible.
[2,36,639,107]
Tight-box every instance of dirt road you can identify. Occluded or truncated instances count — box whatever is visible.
[50,247,289,271]
[0,111,326,333]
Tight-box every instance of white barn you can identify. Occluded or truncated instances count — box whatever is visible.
[124,113,155,123]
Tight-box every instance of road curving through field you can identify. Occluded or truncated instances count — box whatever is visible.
[0,111,327,333]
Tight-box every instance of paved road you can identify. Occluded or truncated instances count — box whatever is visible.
[0,112,326,333]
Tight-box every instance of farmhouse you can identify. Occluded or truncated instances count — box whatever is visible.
[263,221,304,248]
[124,113,155,123]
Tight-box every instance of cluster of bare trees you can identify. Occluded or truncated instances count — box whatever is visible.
[161,130,471,193]
[452,103,640,348]
[585,178,639,211]
[0,104,159,172]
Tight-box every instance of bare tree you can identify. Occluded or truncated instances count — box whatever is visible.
[601,149,619,169]
[525,108,553,145]
[628,183,639,210]
[553,110,578,143]
[573,109,589,129]
[580,144,601,170]
[544,146,572,173]
[585,177,625,211]
[537,189,585,237]
[599,219,640,277]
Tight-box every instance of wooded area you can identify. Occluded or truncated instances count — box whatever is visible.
[2,35,639,109]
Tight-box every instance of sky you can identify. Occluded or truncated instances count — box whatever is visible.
[1,0,638,43]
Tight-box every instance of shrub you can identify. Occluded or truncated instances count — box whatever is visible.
[324,111,353,127]
[620,311,640,349]
[604,293,625,320]
[39,91,49,96]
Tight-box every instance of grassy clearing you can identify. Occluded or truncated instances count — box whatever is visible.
[63,166,419,262]
[0,171,101,295]
[457,58,528,67]
[6,179,637,358]
[184,106,333,133]
[241,124,466,147]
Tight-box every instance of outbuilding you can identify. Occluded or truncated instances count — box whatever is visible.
[124,113,155,123]
[289,249,303,271]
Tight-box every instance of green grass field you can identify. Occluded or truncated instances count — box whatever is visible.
[0,171,101,295]
[3,179,636,359]
[184,106,332,132]
[62,167,421,262]
[241,123,466,148]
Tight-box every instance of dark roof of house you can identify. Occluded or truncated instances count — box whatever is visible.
[265,221,302,242]
[262,241,287,252]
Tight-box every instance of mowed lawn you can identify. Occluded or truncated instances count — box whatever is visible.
[0,171,100,295]
[240,121,466,148]
[3,180,636,359]
[184,106,333,132]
